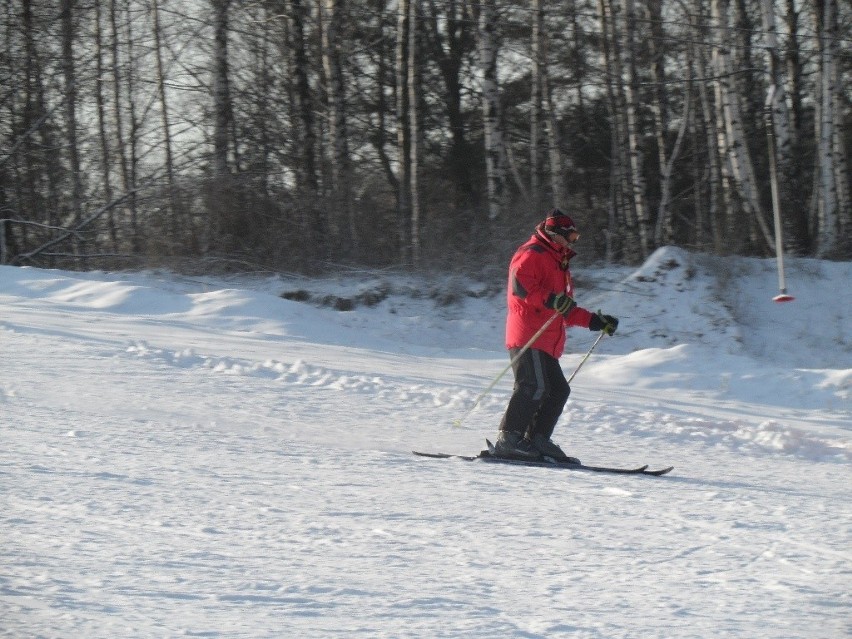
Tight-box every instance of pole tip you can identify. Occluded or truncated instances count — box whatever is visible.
[773,293,795,303]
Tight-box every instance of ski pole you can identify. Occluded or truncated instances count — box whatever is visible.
[566,331,605,385]
[453,312,560,427]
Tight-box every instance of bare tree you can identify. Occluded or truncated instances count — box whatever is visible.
[3,0,850,270]
[423,0,477,210]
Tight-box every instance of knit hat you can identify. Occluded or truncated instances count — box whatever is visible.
[541,209,577,240]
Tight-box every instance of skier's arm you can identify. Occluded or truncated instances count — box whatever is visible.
[565,305,594,328]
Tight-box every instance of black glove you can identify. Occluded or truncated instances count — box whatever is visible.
[545,292,576,316]
[589,310,619,335]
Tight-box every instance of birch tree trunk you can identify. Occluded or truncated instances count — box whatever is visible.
[711,0,774,252]
[94,1,117,249]
[599,0,637,260]
[209,0,234,252]
[211,0,231,180]
[826,6,849,244]
[478,0,506,221]
[543,72,566,209]
[759,0,798,254]
[655,69,691,248]
[783,0,804,139]
[321,0,357,257]
[107,0,134,251]
[780,0,810,250]
[598,0,635,262]
[407,0,421,266]
[60,0,84,262]
[620,0,650,258]
[647,0,671,245]
[530,0,546,208]
[693,3,726,252]
[152,0,177,237]
[697,50,723,252]
[289,0,318,197]
[813,0,839,256]
[120,0,141,252]
[396,0,411,262]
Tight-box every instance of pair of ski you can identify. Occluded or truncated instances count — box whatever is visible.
[413,439,673,476]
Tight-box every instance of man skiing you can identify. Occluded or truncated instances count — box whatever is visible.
[492,209,619,462]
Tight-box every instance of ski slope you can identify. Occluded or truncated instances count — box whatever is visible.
[2,247,850,638]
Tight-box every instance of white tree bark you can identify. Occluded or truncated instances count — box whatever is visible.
[478,0,506,221]
[620,0,650,258]
[814,0,839,256]
[395,0,411,260]
[826,1,849,245]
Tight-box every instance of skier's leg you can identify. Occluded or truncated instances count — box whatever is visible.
[526,354,577,462]
[528,355,570,441]
[495,348,548,458]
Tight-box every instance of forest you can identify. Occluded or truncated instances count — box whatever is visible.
[1,0,850,273]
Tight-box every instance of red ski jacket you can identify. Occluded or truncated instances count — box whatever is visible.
[505,231,593,359]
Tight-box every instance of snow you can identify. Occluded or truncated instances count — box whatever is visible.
[2,246,850,638]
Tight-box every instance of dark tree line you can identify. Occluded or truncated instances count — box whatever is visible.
[1,0,849,273]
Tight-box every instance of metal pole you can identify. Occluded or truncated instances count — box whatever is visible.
[765,85,795,303]
[566,331,605,385]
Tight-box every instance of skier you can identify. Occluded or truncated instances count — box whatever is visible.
[492,209,619,462]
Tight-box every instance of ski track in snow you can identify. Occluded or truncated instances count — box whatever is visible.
[2,251,851,638]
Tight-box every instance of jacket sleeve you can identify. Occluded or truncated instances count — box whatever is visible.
[565,305,594,329]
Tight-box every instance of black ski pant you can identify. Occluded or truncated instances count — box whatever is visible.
[498,347,571,441]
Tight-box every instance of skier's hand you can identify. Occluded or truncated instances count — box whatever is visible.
[589,310,619,335]
[545,292,576,316]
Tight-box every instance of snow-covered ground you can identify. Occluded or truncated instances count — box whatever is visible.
[2,247,850,638]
